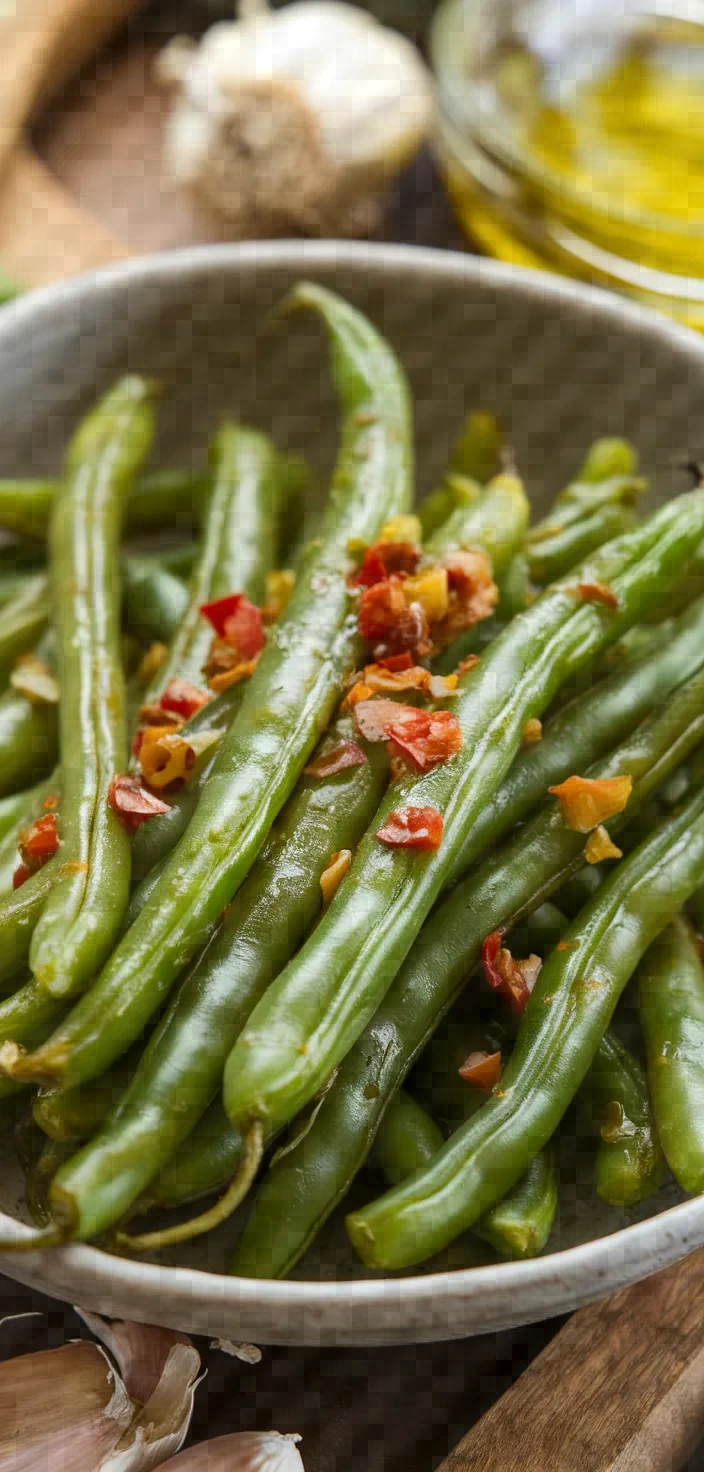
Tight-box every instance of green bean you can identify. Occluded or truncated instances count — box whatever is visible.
[347,785,704,1270]
[45,718,390,1239]
[231,656,704,1278]
[451,594,704,881]
[140,1098,242,1214]
[526,503,636,586]
[0,647,58,798]
[0,575,50,686]
[42,479,519,1241]
[121,559,189,645]
[32,1049,143,1142]
[374,1089,445,1186]
[586,1028,663,1206]
[577,438,638,483]
[0,979,66,1054]
[436,471,529,574]
[474,1149,559,1260]
[4,282,411,1112]
[0,779,55,844]
[0,469,208,541]
[418,409,500,538]
[146,424,287,700]
[639,915,704,1194]
[29,378,156,1000]
[224,491,704,1141]
[0,860,62,987]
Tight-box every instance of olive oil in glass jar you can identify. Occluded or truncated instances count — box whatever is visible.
[431,0,704,328]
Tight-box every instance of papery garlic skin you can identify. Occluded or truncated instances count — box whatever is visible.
[168,1429,305,1469]
[158,0,433,237]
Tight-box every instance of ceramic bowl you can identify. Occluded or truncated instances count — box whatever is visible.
[1,241,704,1346]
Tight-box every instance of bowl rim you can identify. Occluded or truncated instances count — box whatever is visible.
[2,238,704,1341]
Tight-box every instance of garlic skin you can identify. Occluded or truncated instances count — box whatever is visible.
[158,0,433,237]
[169,1431,305,1470]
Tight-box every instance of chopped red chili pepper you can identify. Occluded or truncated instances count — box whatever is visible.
[18,814,60,871]
[376,806,444,850]
[432,549,498,649]
[108,775,171,833]
[482,931,542,1015]
[12,863,32,890]
[376,652,414,672]
[354,698,414,743]
[353,541,421,587]
[159,678,211,720]
[459,1050,503,1091]
[358,578,431,659]
[386,708,463,773]
[200,594,265,657]
[304,741,368,779]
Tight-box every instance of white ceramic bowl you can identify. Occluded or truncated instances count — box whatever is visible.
[1,241,704,1346]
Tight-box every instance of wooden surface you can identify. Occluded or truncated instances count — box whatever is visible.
[439,1248,704,1472]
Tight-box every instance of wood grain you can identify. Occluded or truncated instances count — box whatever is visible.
[0,0,141,176]
[439,1248,704,1472]
[0,145,127,286]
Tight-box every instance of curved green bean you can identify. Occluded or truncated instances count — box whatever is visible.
[5,282,412,1104]
[224,491,704,1140]
[146,423,287,700]
[30,378,156,1000]
[0,575,50,688]
[639,915,704,1194]
[347,785,704,1270]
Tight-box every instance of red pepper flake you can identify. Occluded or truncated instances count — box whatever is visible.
[18,814,60,871]
[42,793,59,812]
[457,653,480,677]
[459,1050,503,1091]
[304,741,368,779]
[358,578,431,660]
[376,652,414,673]
[353,541,421,587]
[376,806,444,851]
[108,774,171,833]
[572,581,619,609]
[200,594,265,657]
[354,698,412,744]
[482,932,542,1015]
[431,550,498,649]
[386,708,463,773]
[12,863,32,890]
[159,678,211,720]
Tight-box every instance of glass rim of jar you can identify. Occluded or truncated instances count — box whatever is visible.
[430,0,704,243]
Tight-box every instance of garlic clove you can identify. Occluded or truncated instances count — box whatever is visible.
[0,1340,134,1471]
[76,1309,194,1407]
[167,1431,305,1470]
[158,0,433,237]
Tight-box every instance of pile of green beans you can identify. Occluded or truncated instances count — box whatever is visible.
[0,283,703,1279]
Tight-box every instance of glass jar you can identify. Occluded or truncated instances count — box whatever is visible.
[431,0,704,329]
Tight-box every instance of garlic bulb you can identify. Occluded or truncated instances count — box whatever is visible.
[169,1430,305,1469]
[158,0,433,237]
